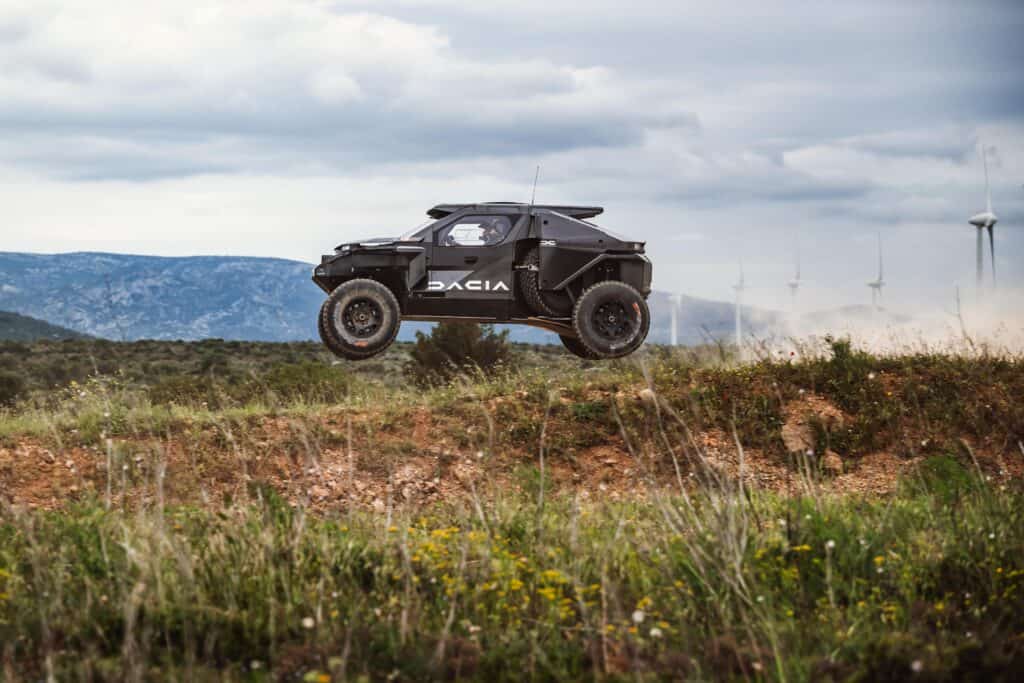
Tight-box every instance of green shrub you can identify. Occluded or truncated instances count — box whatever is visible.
[258,362,352,404]
[0,370,26,406]
[146,362,353,407]
[147,374,224,407]
[405,322,510,386]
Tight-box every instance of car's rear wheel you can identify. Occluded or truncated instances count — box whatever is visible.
[559,335,600,359]
[320,279,401,360]
[317,298,331,348]
[518,246,572,317]
[572,281,649,359]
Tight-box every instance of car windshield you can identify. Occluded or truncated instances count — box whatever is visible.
[399,219,434,242]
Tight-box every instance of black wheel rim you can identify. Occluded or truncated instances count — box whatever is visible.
[341,298,383,338]
[591,300,634,341]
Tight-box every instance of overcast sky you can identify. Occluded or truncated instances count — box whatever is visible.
[1,0,1022,311]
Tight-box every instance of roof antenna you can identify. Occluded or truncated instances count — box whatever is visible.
[529,165,540,206]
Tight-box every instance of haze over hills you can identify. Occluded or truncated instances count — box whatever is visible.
[1,251,792,344]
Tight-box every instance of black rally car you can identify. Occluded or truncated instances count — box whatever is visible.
[312,202,652,360]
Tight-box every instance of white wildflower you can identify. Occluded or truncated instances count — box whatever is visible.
[910,659,923,673]
[631,609,645,624]
[825,540,836,551]
[301,617,315,630]
[649,627,663,639]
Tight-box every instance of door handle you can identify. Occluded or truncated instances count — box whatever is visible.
[464,256,478,264]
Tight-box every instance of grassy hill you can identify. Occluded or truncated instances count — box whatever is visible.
[0,310,90,341]
[0,338,1022,679]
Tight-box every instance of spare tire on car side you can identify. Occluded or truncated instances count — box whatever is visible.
[320,278,401,360]
[572,281,650,359]
[517,246,573,318]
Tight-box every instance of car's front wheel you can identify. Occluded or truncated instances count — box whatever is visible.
[572,281,649,359]
[319,279,401,360]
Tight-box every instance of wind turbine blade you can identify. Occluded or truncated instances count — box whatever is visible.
[794,233,801,281]
[988,224,996,285]
[877,232,883,281]
[982,146,992,214]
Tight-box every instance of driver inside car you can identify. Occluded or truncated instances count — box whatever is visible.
[480,218,506,245]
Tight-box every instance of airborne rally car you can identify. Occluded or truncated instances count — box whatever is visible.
[312,202,652,360]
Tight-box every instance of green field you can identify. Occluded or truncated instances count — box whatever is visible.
[1,338,1022,680]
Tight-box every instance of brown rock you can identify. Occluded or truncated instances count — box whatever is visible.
[822,450,844,476]
[781,420,814,453]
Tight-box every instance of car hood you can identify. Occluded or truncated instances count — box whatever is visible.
[333,237,400,252]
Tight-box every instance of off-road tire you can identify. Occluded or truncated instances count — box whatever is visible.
[518,246,572,317]
[559,335,600,359]
[572,281,649,359]
[317,298,332,349]
[319,279,401,360]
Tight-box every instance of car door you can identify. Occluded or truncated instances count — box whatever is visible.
[424,214,518,308]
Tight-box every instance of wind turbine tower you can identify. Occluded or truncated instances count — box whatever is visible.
[968,146,999,290]
[733,263,746,358]
[866,232,885,310]
[669,293,680,346]
[787,241,801,311]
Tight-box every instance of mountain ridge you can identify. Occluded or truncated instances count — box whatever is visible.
[0,251,779,344]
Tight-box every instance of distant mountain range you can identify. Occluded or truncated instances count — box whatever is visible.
[0,310,91,341]
[0,251,783,344]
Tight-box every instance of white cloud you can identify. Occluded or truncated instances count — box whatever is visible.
[0,1,694,179]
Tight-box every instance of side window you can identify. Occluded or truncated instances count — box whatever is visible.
[437,216,513,247]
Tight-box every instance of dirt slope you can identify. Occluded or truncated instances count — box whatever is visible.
[3,391,1019,512]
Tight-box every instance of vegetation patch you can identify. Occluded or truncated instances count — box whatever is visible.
[1,480,1022,680]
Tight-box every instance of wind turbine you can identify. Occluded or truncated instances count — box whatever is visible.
[967,146,998,289]
[669,293,680,346]
[866,232,884,310]
[733,262,746,358]
[787,239,801,311]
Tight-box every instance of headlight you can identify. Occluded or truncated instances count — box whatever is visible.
[315,267,326,276]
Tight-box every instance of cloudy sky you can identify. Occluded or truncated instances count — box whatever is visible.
[1,0,1022,311]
